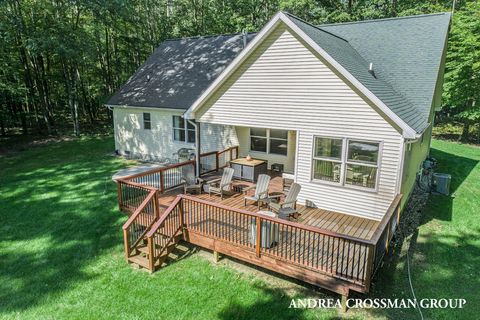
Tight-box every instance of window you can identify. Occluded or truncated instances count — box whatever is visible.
[173,116,196,143]
[269,129,288,155]
[312,137,343,183]
[345,140,379,189]
[143,113,151,130]
[250,128,267,152]
[249,128,288,155]
[312,137,380,190]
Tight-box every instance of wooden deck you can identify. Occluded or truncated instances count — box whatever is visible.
[118,159,402,297]
[157,172,379,242]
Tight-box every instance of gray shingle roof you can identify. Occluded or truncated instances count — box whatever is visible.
[107,33,256,109]
[109,12,450,134]
[316,13,451,133]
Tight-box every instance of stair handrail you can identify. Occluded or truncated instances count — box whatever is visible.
[145,196,184,270]
[122,189,158,259]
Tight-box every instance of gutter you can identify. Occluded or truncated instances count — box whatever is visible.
[187,119,201,176]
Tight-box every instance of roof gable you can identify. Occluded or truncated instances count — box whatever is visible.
[186,12,427,138]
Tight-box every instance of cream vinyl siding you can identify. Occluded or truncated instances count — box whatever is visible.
[113,107,238,160]
[196,24,403,220]
[400,124,432,207]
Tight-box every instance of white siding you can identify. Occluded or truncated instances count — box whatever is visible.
[113,107,238,161]
[196,24,403,220]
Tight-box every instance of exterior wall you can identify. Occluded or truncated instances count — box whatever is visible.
[400,123,433,209]
[235,126,296,173]
[113,107,238,161]
[195,24,404,220]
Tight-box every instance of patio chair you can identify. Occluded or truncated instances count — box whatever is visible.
[207,167,234,199]
[181,164,204,194]
[268,182,301,213]
[243,174,271,209]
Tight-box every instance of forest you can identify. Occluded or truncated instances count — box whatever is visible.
[1,0,479,142]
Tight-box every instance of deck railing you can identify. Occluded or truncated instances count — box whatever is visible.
[145,197,184,269]
[122,189,159,259]
[142,193,402,290]
[116,146,239,214]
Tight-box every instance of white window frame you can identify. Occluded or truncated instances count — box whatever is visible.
[249,128,288,156]
[172,116,195,143]
[311,136,382,192]
[311,136,344,185]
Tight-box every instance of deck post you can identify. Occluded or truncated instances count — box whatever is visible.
[123,229,130,260]
[159,170,165,193]
[256,217,261,258]
[179,199,185,228]
[215,152,219,171]
[340,291,349,312]
[363,244,376,291]
[213,250,220,263]
[148,237,155,272]
[117,181,123,211]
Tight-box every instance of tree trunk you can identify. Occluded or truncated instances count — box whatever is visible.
[460,121,470,142]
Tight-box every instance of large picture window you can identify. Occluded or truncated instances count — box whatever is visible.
[173,116,195,143]
[249,128,288,155]
[312,137,380,190]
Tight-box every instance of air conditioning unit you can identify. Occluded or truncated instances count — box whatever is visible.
[433,173,451,195]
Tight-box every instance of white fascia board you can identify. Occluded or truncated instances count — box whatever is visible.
[184,12,418,139]
[106,104,186,113]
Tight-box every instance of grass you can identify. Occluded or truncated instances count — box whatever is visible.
[0,136,478,319]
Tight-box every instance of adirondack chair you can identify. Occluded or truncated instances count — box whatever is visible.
[206,167,234,199]
[181,164,203,194]
[243,174,271,209]
[268,182,301,213]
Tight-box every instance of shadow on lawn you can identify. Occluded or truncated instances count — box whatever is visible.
[0,137,125,312]
[367,145,479,319]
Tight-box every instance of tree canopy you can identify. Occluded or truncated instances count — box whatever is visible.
[0,0,478,140]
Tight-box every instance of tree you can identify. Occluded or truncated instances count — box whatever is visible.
[443,1,480,141]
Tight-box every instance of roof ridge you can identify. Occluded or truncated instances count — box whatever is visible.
[318,12,450,27]
[281,11,350,43]
[163,31,257,42]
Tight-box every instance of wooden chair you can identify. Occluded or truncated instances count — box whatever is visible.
[268,182,301,213]
[181,164,203,194]
[207,167,234,199]
[243,174,271,209]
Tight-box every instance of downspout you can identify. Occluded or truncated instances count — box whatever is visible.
[188,119,200,177]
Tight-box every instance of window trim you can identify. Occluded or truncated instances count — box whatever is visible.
[249,128,288,156]
[311,136,344,185]
[143,112,151,130]
[311,135,382,192]
[172,115,195,144]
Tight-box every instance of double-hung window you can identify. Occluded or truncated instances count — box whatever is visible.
[312,137,343,183]
[345,140,379,189]
[143,113,151,130]
[312,137,380,190]
[173,116,195,143]
[250,128,288,155]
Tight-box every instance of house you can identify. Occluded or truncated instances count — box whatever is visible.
[109,12,450,301]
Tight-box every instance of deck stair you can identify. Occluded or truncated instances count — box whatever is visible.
[123,194,184,272]
[127,232,184,270]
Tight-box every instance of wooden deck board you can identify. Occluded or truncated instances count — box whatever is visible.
[158,172,379,242]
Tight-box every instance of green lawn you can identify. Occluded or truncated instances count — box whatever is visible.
[1,136,478,319]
